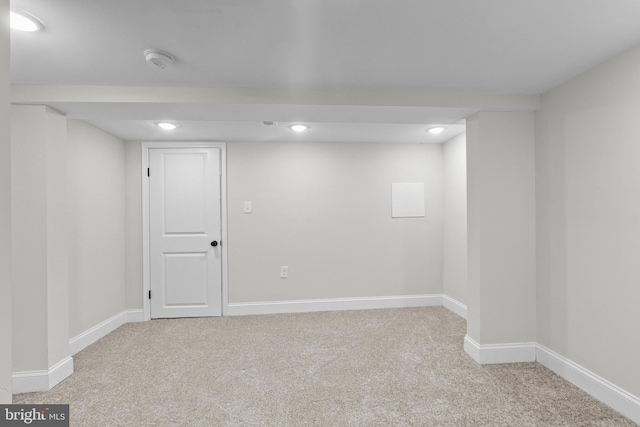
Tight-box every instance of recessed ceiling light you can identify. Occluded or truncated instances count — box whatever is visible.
[289,124,309,132]
[10,9,45,32]
[156,122,179,130]
[427,127,445,135]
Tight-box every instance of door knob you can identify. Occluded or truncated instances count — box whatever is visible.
[211,241,218,247]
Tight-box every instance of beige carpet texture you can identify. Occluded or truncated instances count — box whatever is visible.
[14,307,636,426]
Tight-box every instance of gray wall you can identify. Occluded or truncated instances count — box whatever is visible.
[0,0,12,403]
[67,120,127,338]
[442,133,467,305]
[125,141,143,310]
[227,141,444,302]
[11,106,49,370]
[466,112,536,344]
[11,105,70,372]
[10,111,127,379]
[536,45,640,397]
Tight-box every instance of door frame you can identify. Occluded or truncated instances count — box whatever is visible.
[141,142,228,321]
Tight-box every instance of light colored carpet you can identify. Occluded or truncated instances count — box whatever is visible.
[14,307,636,426]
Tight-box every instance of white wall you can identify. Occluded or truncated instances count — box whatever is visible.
[67,120,126,338]
[11,106,48,371]
[0,0,12,403]
[125,141,143,310]
[45,109,71,368]
[536,45,640,397]
[466,112,536,345]
[227,141,443,303]
[442,133,467,305]
[11,105,70,372]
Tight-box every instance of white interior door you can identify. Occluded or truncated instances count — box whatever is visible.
[149,147,222,318]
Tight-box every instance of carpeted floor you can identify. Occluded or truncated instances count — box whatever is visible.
[14,307,636,426]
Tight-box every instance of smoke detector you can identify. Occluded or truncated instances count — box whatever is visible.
[144,49,174,69]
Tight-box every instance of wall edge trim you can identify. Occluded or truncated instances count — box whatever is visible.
[536,344,640,425]
[442,295,467,319]
[13,306,640,425]
[464,337,640,424]
[0,389,10,405]
[12,356,73,394]
[69,309,144,356]
[463,335,536,364]
[226,294,443,316]
[69,311,127,355]
[125,309,145,323]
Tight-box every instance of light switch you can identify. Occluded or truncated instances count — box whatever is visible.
[244,201,252,214]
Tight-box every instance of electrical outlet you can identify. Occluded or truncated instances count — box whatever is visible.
[280,266,288,278]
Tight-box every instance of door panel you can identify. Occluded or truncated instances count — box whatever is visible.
[163,253,208,306]
[150,148,222,318]
[163,153,207,234]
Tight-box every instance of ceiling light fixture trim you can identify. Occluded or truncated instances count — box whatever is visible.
[427,126,446,135]
[156,122,179,130]
[10,9,45,32]
[289,124,310,132]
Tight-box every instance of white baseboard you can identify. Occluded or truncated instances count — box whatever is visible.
[125,309,145,323]
[226,294,443,316]
[70,309,144,355]
[0,388,10,404]
[536,344,640,425]
[48,357,74,391]
[442,295,467,319]
[464,338,640,424]
[11,302,640,425]
[12,356,73,394]
[464,335,536,364]
[12,309,144,395]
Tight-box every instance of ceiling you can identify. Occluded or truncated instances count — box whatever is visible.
[10,0,640,143]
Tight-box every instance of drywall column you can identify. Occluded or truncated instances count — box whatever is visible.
[442,133,468,310]
[11,105,73,392]
[465,112,536,363]
[0,0,12,403]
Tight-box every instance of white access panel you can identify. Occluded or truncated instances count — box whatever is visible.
[391,182,425,218]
